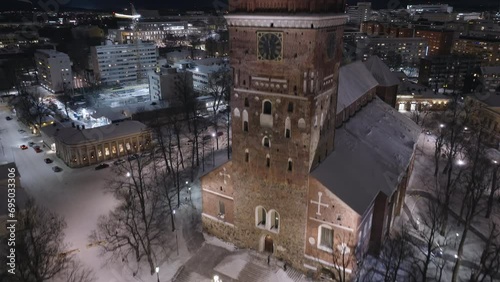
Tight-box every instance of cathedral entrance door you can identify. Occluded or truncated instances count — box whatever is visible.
[264,235,274,253]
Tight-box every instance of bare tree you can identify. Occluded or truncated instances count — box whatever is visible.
[11,198,94,282]
[410,186,450,282]
[89,154,169,275]
[13,89,51,131]
[470,223,500,282]
[207,68,231,151]
[59,82,73,118]
[330,234,357,282]
[379,226,415,282]
[451,127,490,282]
[485,161,499,218]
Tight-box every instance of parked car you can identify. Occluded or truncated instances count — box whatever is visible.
[52,166,62,172]
[127,154,139,161]
[28,142,36,147]
[113,159,125,165]
[33,146,42,153]
[5,116,12,120]
[18,129,25,133]
[20,145,28,150]
[44,158,53,164]
[217,131,224,137]
[95,163,110,170]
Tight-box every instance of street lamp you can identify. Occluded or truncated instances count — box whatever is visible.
[155,267,160,282]
[457,159,466,166]
[440,124,445,128]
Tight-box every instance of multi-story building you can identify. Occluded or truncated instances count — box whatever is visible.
[415,29,455,56]
[109,21,204,45]
[35,49,73,93]
[148,66,193,103]
[358,37,428,68]
[406,4,453,15]
[418,55,481,93]
[479,66,500,94]
[90,42,158,86]
[360,21,414,37]
[452,36,500,66]
[347,2,371,25]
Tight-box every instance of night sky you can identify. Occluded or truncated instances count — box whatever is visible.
[2,0,499,11]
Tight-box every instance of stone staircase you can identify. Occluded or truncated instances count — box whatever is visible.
[282,267,307,282]
[237,261,270,282]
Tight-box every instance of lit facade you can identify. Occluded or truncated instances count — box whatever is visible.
[35,49,73,93]
[91,43,158,86]
[41,121,152,168]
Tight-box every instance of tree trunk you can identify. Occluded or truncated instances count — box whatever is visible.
[451,226,469,282]
[486,166,498,218]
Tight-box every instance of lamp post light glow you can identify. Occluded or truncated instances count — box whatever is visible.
[440,124,445,128]
[155,267,160,282]
[457,159,466,166]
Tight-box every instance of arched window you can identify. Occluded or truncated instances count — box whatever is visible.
[262,136,270,148]
[298,118,306,129]
[255,206,267,227]
[244,97,249,107]
[285,117,291,139]
[266,154,270,167]
[245,149,249,163]
[242,110,249,132]
[269,210,280,231]
[263,100,272,115]
[233,108,240,118]
[288,102,294,113]
[288,158,293,171]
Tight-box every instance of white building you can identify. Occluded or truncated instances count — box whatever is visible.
[148,66,193,103]
[90,42,158,86]
[35,49,73,93]
[406,4,453,15]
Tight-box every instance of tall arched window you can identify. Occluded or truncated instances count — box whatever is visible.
[288,158,293,171]
[255,206,267,227]
[244,97,249,107]
[233,108,240,118]
[285,117,291,138]
[262,136,270,148]
[269,210,280,231]
[263,100,272,115]
[242,110,249,132]
[266,154,270,167]
[245,149,249,163]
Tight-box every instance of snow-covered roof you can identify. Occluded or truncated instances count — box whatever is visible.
[50,120,148,146]
[337,61,379,112]
[364,56,400,87]
[311,98,420,215]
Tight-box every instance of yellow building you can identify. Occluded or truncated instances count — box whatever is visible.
[41,120,151,168]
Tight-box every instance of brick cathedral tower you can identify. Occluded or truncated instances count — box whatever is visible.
[201,0,348,272]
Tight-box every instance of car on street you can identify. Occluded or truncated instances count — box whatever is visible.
[52,166,62,172]
[18,129,25,133]
[44,158,53,164]
[28,142,36,147]
[95,163,110,170]
[33,146,42,153]
[20,145,28,150]
[113,159,125,165]
[127,154,139,161]
[5,116,12,120]
[217,131,224,137]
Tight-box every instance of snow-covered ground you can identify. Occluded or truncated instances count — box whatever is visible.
[1,99,307,282]
[397,131,500,281]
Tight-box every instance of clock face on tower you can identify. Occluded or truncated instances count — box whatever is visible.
[327,32,336,59]
[257,32,283,61]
